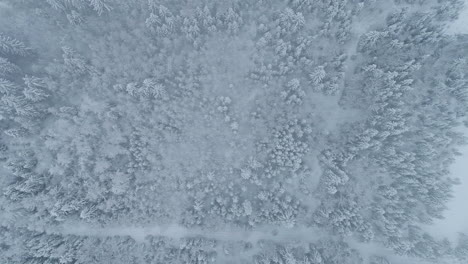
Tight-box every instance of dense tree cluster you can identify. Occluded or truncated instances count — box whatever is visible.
[0,0,467,263]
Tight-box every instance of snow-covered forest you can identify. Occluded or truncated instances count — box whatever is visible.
[0,0,468,263]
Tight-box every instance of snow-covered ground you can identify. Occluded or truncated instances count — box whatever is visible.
[57,222,328,245]
[446,0,468,34]
[0,0,8,8]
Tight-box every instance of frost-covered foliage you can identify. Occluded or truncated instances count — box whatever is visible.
[0,0,467,263]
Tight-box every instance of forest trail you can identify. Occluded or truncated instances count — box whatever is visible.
[58,222,327,244]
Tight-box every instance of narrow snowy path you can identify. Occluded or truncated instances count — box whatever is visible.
[57,222,328,244]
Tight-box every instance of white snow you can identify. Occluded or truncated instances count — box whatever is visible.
[425,129,468,242]
[57,222,328,245]
[446,0,468,34]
